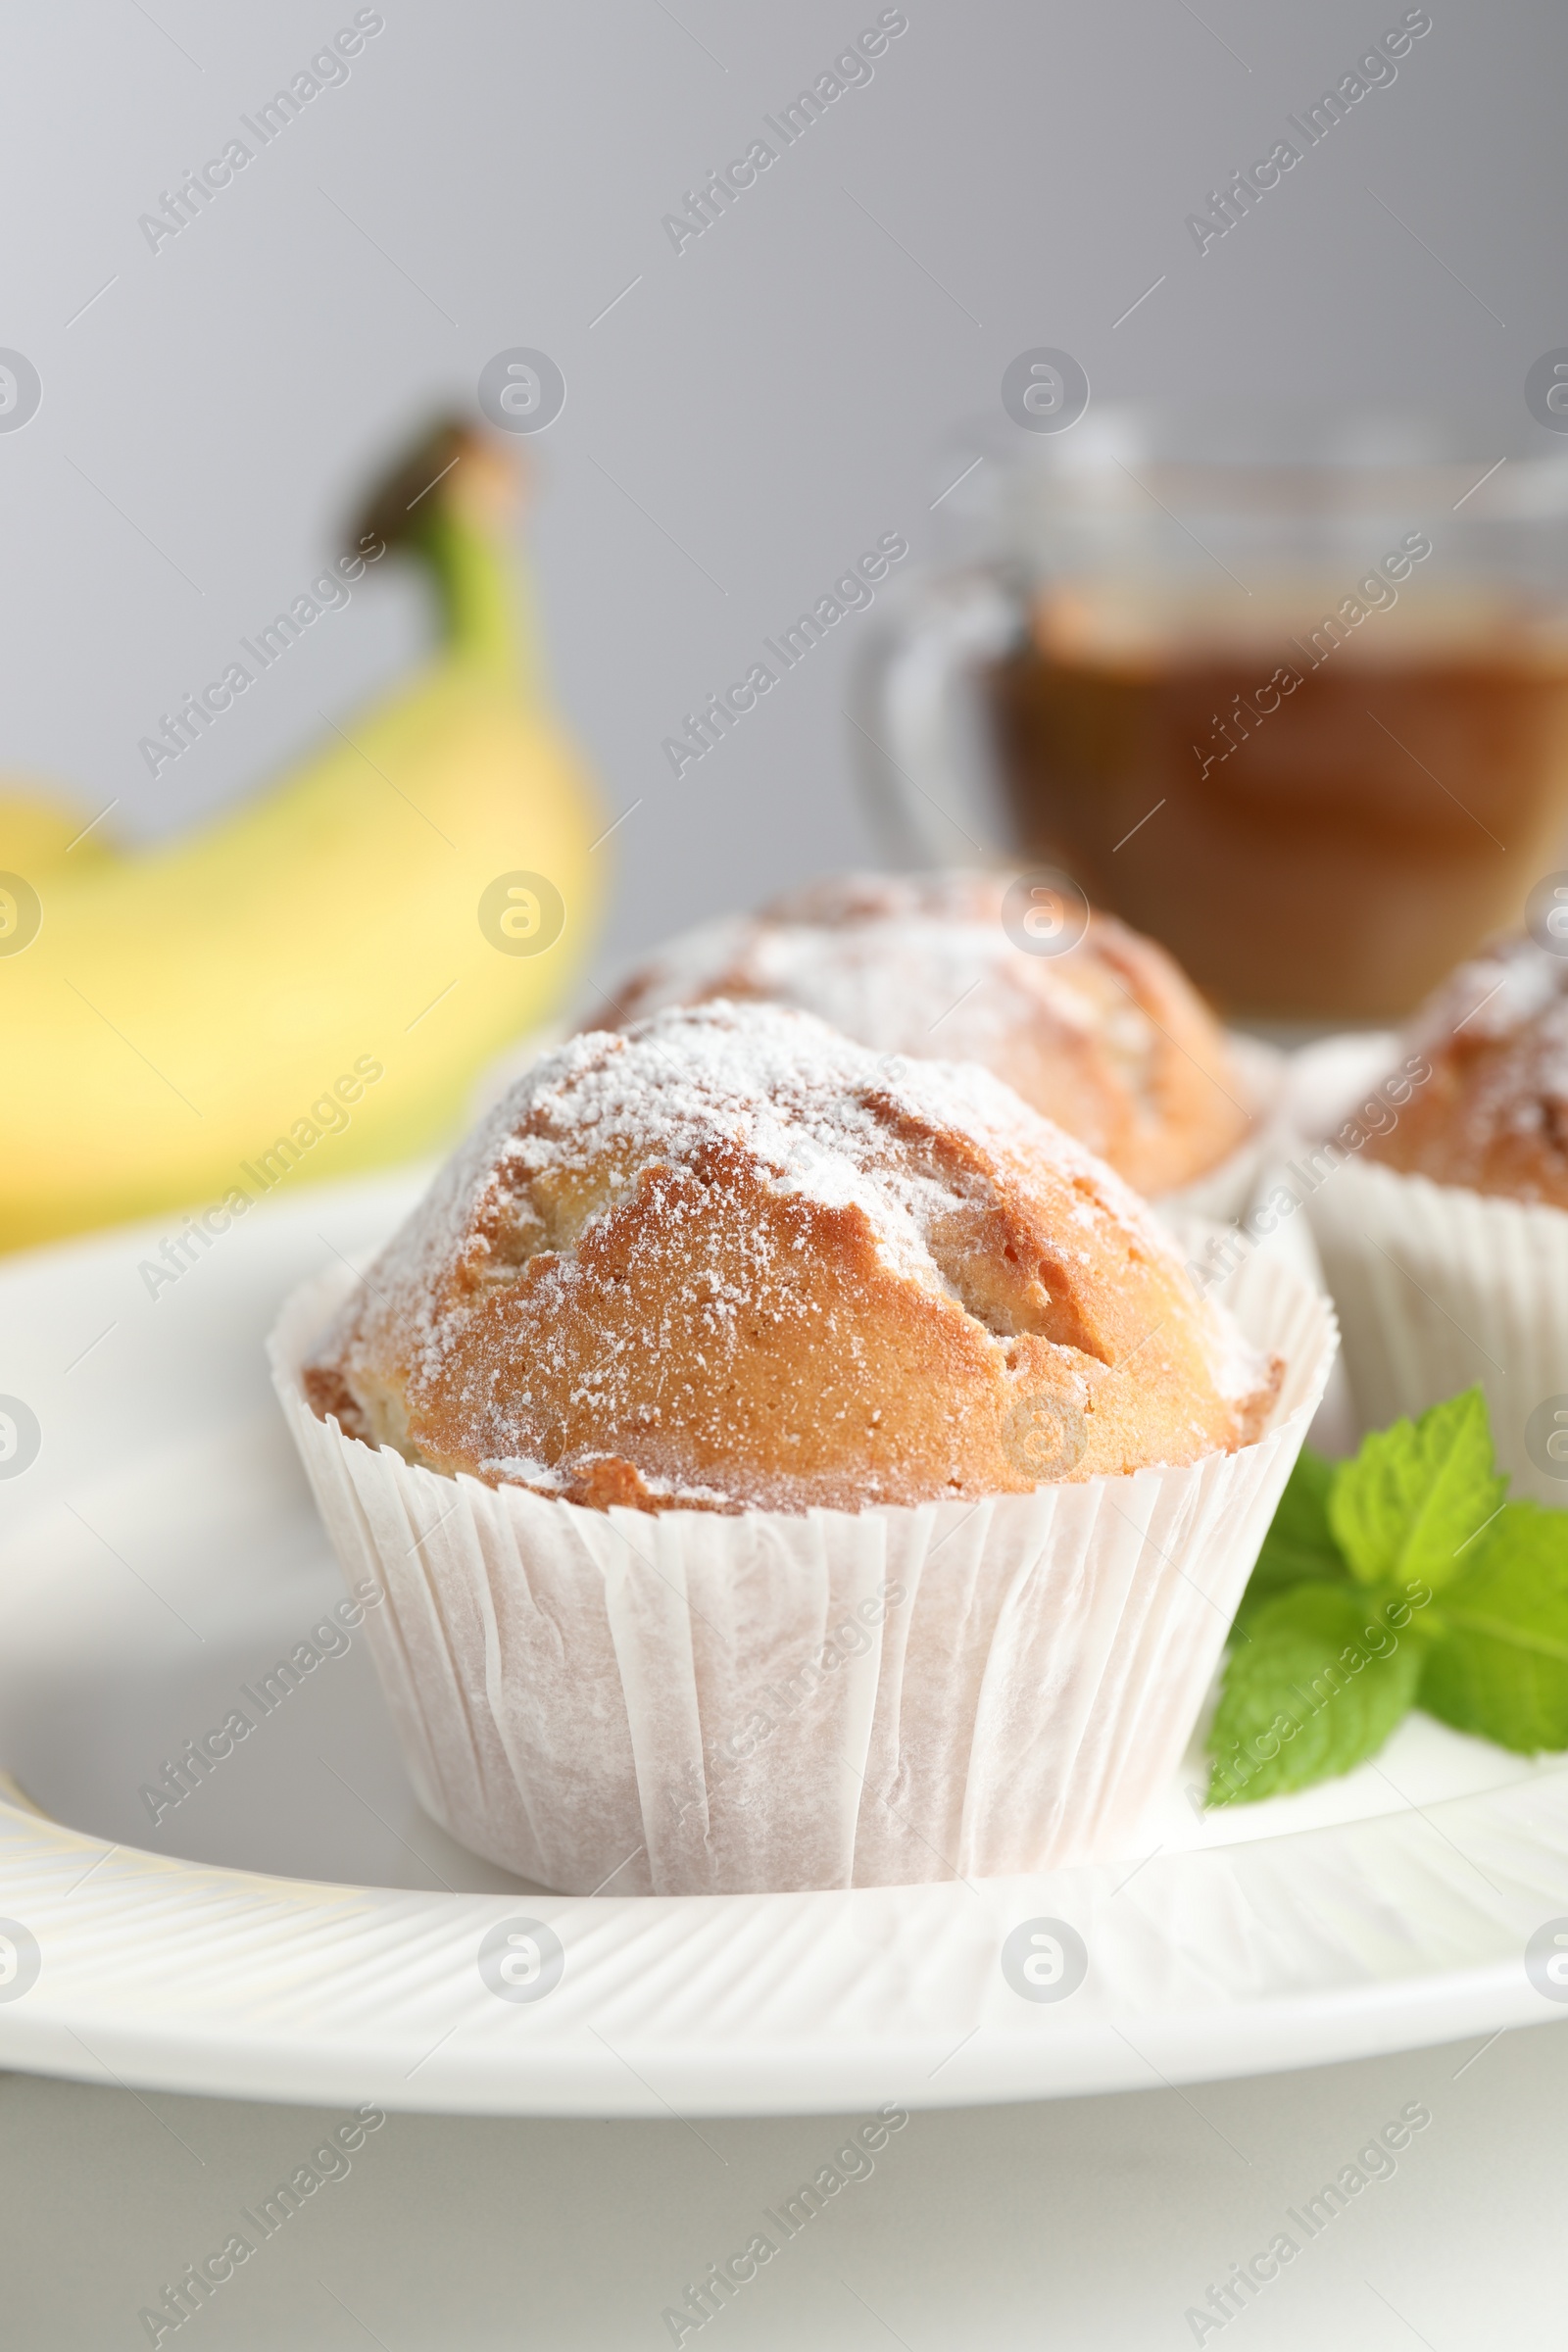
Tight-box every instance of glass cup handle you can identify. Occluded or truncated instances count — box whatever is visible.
[848,569,1025,865]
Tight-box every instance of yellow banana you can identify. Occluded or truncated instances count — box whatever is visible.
[0,419,606,1252]
[0,785,118,874]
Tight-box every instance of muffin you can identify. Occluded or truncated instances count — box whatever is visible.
[308,1001,1279,1514]
[598,869,1262,1200]
[272,1002,1334,1895]
[1365,935,1568,1204]
[1303,934,1568,1500]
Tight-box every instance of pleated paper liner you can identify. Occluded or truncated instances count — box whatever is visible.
[1307,1152,1568,1506]
[1276,1030,1566,1503]
[269,1237,1336,1897]
[1158,1033,1287,1224]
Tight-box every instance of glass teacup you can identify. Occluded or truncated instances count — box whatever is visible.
[856,406,1568,1022]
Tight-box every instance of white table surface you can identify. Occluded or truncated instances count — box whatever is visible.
[4,2019,1563,2348]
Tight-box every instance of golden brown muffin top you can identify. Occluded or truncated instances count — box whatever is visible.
[1367,934,1568,1207]
[596,869,1252,1196]
[306,1002,1278,1514]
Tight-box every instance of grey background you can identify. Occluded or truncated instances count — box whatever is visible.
[5,1,1566,2339]
[3,0,1561,984]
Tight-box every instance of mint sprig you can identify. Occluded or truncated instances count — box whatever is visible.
[1328,1388,1505,1592]
[1420,1501,1568,1752]
[1208,1585,1423,1804]
[1207,1388,1568,1805]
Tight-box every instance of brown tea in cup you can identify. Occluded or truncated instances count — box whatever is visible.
[986,568,1568,1020]
[858,411,1568,1021]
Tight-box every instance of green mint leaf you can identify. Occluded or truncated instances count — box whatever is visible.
[1328,1388,1506,1593]
[1420,1500,1568,1752]
[1207,1583,1423,1804]
[1233,1446,1348,1632]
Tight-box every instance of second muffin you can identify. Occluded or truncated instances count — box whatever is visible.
[597,869,1261,1198]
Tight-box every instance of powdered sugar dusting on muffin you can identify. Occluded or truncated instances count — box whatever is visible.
[390,999,1183,1318]
[1413,934,1564,1050]
[307,999,1278,1512]
[612,891,1157,1102]
[597,868,1254,1198]
[1372,934,1568,1205]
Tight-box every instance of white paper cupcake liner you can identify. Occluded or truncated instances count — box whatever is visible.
[1306,1154,1568,1506]
[1155,1031,1354,1457]
[268,1239,1337,1896]
[1157,1032,1288,1224]
[1283,1031,1568,1501]
[1161,1169,1361,1463]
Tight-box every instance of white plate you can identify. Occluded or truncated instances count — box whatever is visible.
[0,1171,1564,2117]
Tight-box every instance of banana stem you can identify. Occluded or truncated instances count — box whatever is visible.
[414,508,537,698]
